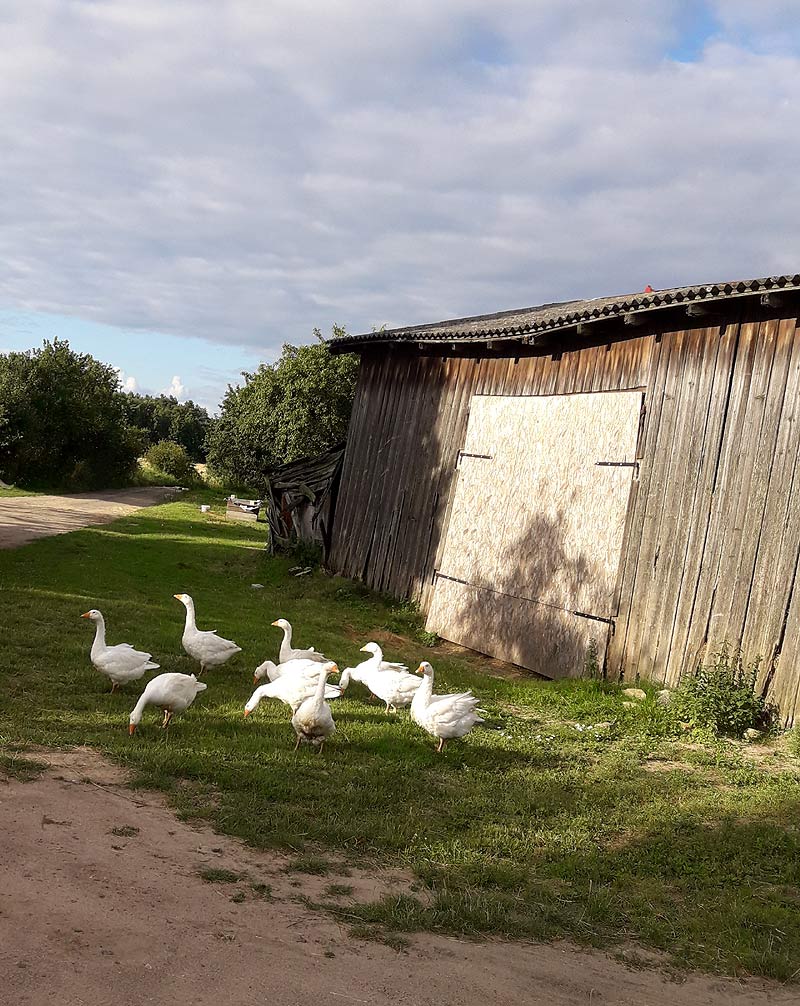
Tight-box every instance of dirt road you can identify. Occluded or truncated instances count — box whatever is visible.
[0,487,179,548]
[0,750,791,1006]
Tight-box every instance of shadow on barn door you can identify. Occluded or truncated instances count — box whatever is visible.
[429,505,610,679]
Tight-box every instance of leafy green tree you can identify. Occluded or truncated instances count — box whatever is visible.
[0,339,139,488]
[120,394,212,460]
[206,327,359,488]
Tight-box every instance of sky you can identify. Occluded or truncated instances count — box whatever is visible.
[0,1,798,413]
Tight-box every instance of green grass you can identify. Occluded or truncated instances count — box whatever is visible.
[286,854,332,876]
[0,489,799,979]
[198,867,242,884]
[0,486,42,497]
[0,752,49,780]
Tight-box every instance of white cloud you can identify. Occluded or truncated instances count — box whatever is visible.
[114,367,139,393]
[0,2,797,351]
[163,375,186,400]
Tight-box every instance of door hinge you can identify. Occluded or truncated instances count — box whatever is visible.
[456,450,493,468]
[572,609,615,626]
[596,460,640,478]
[433,570,468,585]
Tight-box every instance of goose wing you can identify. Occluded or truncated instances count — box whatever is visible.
[379,660,409,674]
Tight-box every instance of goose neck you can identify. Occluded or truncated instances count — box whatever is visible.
[91,616,107,653]
[183,599,197,633]
[413,672,434,711]
[312,666,330,709]
[130,692,148,727]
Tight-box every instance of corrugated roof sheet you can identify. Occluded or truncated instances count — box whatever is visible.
[331,274,800,349]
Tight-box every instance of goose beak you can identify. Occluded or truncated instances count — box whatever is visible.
[253,675,258,685]
[331,664,339,673]
[415,664,424,675]
[173,593,183,600]
[359,646,370,653]
[243,709,250,717]
[270,620,280,627]
[128,724,136,735]
[80,612,91,618]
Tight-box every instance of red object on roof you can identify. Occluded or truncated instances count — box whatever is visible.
[644,284,654,293]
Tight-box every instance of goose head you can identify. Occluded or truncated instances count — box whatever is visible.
[243,689,262,717]
[271,618,290,630]
[359,642,381,659]
[173,593,193,606]
[416,661,434,677]
[253,659,276,684]
[80,609,102,622]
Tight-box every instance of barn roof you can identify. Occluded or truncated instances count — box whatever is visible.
[330,273,800,350]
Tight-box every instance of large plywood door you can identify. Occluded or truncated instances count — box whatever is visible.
[426,391,643,677]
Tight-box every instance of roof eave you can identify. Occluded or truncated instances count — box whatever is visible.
[328,275,800,353]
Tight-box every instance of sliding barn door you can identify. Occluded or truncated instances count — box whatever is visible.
[426,391,643,677]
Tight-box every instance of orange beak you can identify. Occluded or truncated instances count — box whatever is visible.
[129,724,136,735]
[253,675,258,685]
[270,620,280,627]
[331,664,339,673]
[243,709,250,718]
[173,593,183,600]
[415,664,424,675]
[80,612,91,618]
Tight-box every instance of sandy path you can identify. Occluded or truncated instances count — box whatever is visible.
[0,487,179,548]
[0,750,792,1006]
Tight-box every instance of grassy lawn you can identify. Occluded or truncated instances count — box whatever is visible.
[0,486,41,497]
[1,490,799,980]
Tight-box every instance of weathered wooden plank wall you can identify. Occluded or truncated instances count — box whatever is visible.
[329,308,800,722]
[608,312,800,721]
[329,335,655,604]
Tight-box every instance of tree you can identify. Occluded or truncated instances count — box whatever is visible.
[120,393,212,460]
[0,339,139,488]
[206,327,359,488]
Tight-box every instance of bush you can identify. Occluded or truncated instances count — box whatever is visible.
[146,440,193,481]
[671,647,774,738]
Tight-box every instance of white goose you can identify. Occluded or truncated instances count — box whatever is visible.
[344,641,408,685]
[129,672,207,734]
[253,656,320,685]
[81,609,159,692]
[271,618,327,663]
[291,663,336,752]
[174,593,241,675]
[410,661,484,753]
[341,649,420,713]
[244,661,341,714]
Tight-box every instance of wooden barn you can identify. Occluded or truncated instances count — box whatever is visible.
[328,274,800,722]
